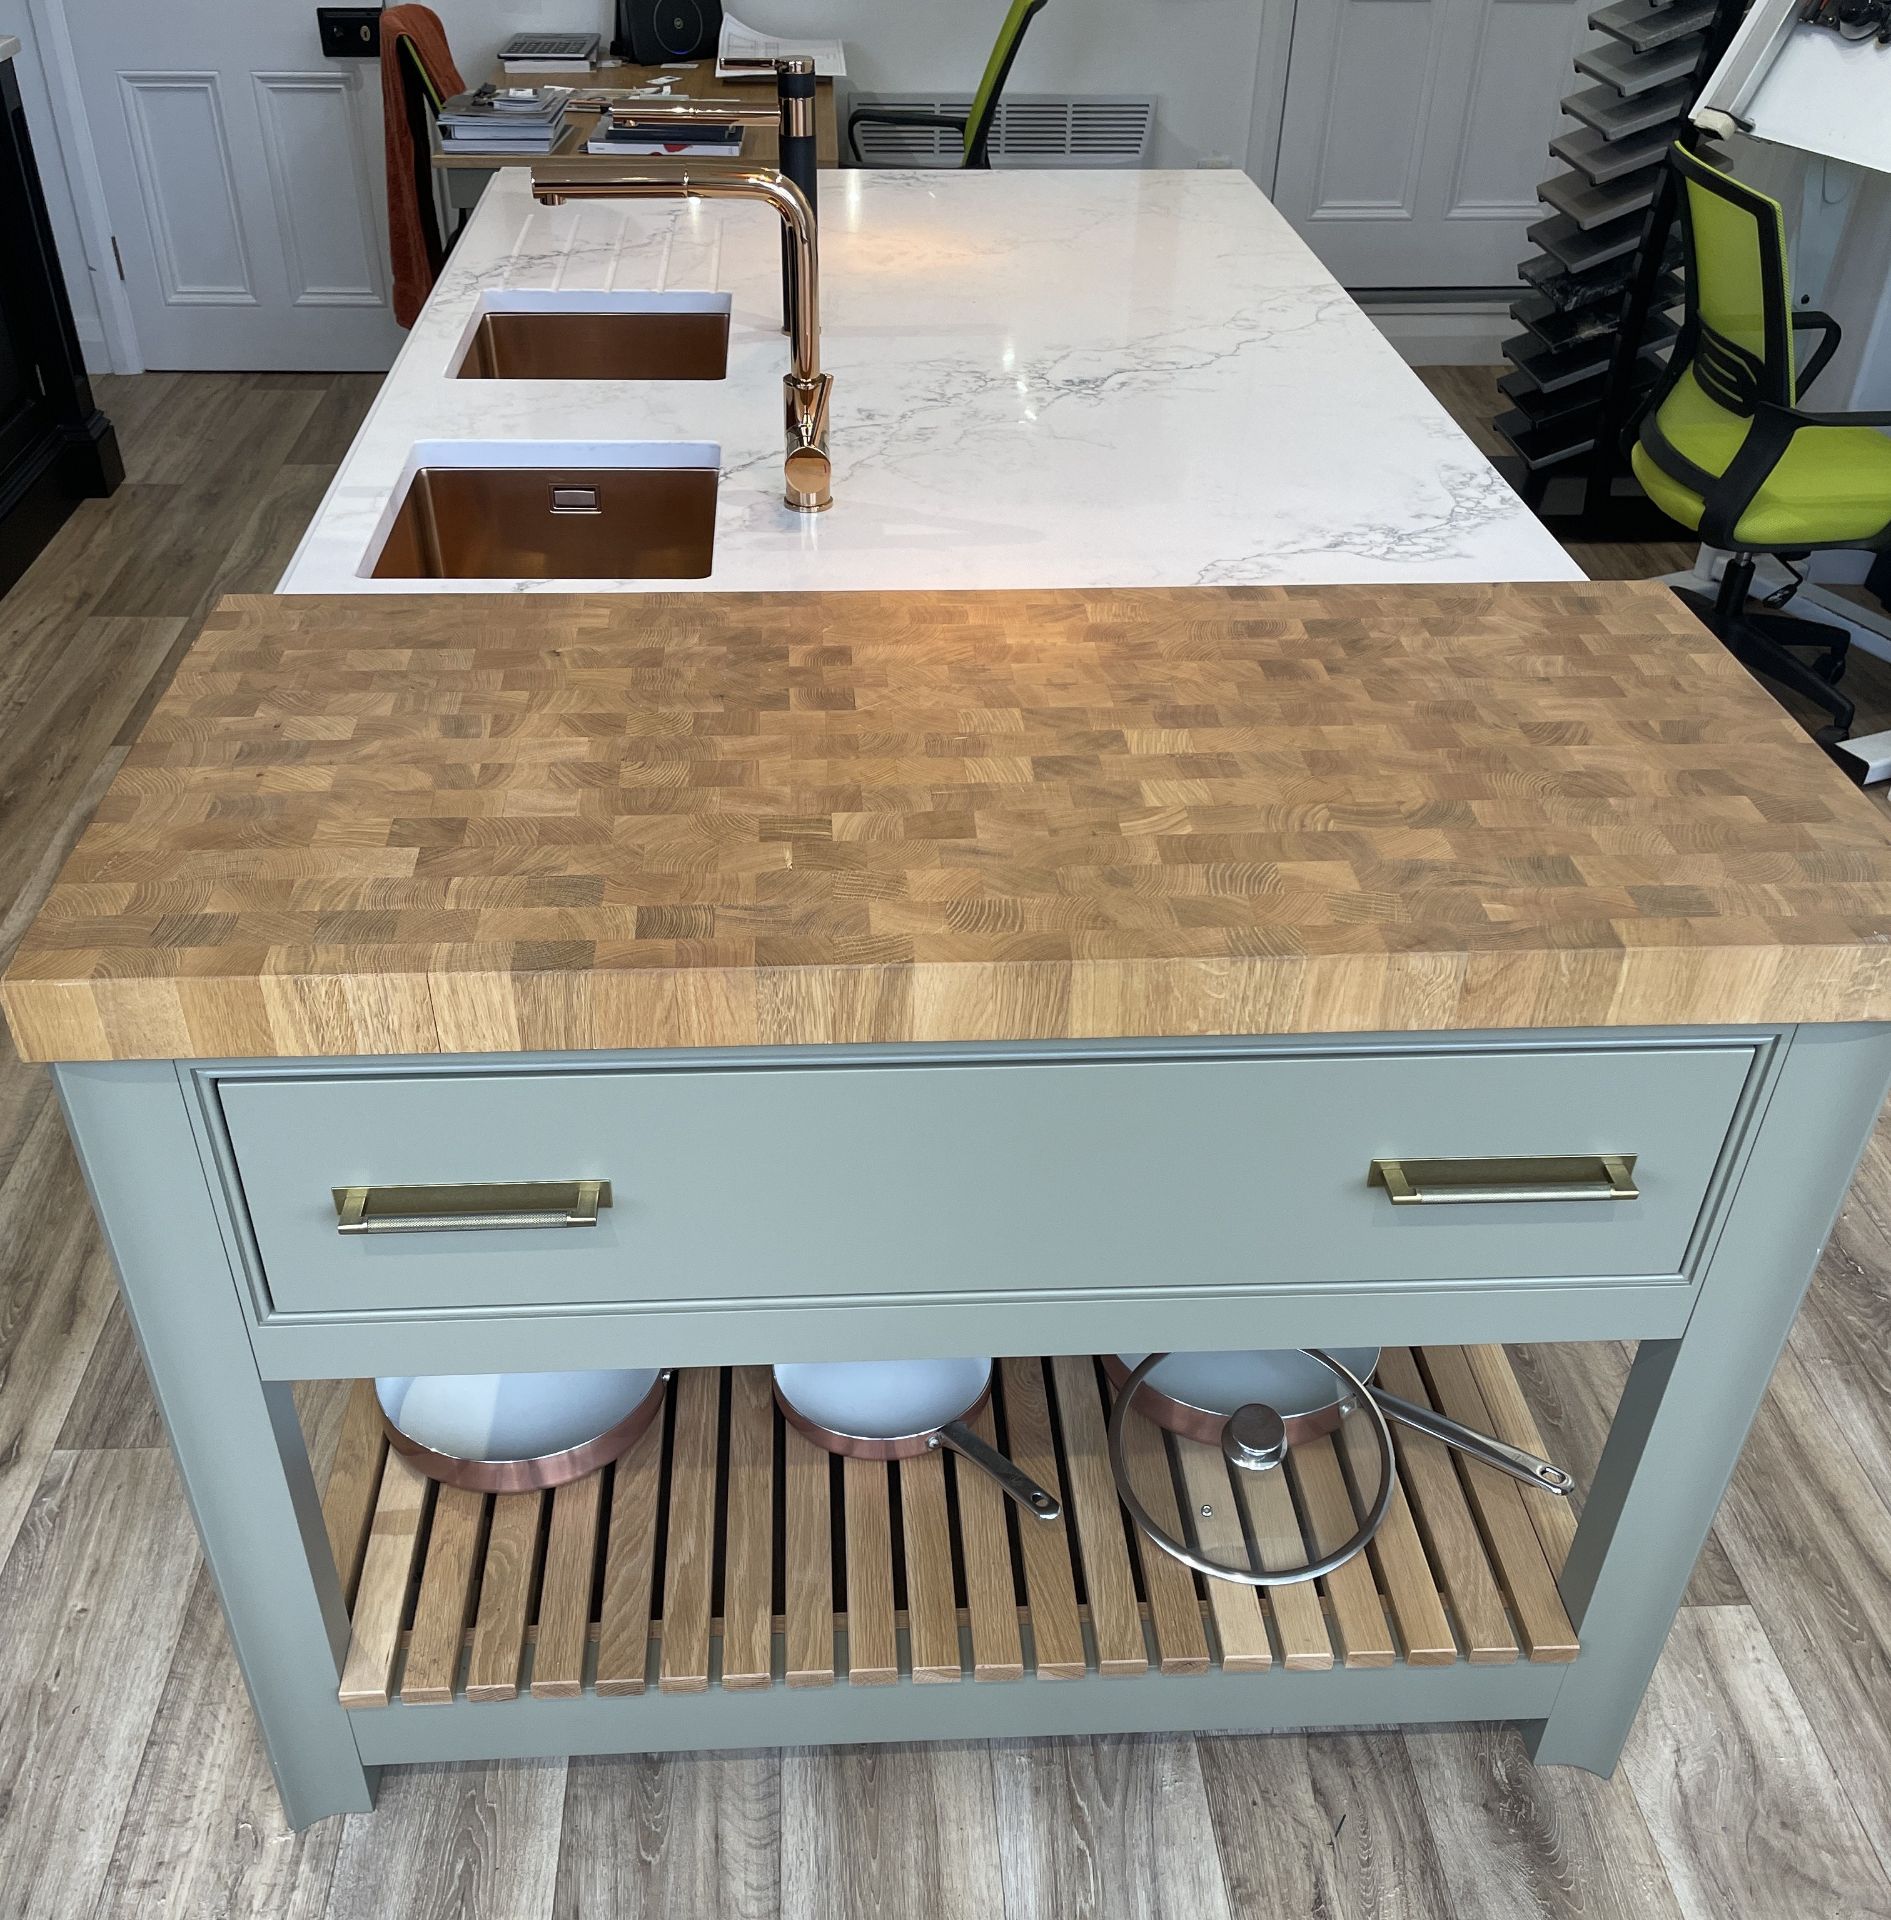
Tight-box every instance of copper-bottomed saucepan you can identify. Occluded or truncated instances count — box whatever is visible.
[1102,1349,1572,1494]
[377,1367,670,1494]
[772,1358,1062,1521]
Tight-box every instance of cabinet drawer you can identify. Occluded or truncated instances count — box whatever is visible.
[215,1041,1760,1319]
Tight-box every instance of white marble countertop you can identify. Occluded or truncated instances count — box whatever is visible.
[0,36,22,63]
[280,167,1581,595]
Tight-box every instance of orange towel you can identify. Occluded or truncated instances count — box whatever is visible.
[380,5,464,327]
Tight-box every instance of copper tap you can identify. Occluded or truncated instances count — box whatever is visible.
[531,159,831,514]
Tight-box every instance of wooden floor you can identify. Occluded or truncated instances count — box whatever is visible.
[4,371,1891,1919]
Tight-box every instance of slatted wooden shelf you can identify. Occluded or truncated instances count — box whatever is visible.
[323,1347,1579,1711]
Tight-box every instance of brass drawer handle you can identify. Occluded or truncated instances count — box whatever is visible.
[332,1180,611,1235]
[1368,1154,1637,1206]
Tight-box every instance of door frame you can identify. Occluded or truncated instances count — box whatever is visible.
[14,0,141,371]
[1243,0,1300,197]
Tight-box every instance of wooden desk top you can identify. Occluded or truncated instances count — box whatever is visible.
[10,582,1891,1063]
[431,62,840,173]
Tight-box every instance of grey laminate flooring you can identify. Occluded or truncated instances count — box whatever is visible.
[3,372,1891,1919]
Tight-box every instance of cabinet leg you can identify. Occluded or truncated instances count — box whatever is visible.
[56,1063,376,1827]
[1526,1024,1891,1774]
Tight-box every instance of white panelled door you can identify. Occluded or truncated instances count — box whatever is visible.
[1270,0,1587,289]
[64,0,405,369]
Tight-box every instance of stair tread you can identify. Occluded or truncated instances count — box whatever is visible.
[1564,76,1694,137]
[1574,35,1706,97]
[1540,165,1662,231]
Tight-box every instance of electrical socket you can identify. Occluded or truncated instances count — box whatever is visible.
[1195,153,1235,169]
[317,6,382,57]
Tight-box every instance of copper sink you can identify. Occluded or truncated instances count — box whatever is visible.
[454,307,731,381]
[370,464,718,580]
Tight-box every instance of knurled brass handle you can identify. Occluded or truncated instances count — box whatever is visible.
[332,1180,610,1235]
[1369,1153,1637,1206]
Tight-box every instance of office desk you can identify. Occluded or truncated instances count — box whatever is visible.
[433,62,840,212]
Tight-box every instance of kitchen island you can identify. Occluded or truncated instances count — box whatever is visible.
[10,580,1891,1827]
[279,168,1580,595]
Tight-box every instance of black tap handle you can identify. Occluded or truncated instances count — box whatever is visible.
[772,59,818,337]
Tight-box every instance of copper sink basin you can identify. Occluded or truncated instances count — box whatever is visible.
[370,462,718,580]
[454,301,731,381]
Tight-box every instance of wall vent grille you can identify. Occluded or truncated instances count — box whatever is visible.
[849,93,1155,168]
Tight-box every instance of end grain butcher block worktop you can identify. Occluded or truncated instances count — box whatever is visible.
[10,579,1891,1062]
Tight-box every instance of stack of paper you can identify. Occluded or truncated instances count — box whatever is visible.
[716,12,846,79]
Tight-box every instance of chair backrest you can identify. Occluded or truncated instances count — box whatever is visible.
[964,0,1049,167]
[1670,143,1798,419]
[394,38,449,274]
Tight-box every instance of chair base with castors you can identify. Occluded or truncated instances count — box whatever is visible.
[1631,144,1891,754]
[1673,554,1855,747]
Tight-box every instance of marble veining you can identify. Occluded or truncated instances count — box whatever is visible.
[280,168,1581,595]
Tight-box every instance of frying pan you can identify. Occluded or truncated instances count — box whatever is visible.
[772,1358,1062,1521]
[1103,1348,1571,1494]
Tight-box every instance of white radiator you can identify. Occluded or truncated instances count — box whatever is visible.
[849,93,1155,168]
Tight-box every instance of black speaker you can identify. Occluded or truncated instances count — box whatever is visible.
[614,0,723,62]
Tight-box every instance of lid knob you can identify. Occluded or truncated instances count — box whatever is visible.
[1222,1402,1287,1474]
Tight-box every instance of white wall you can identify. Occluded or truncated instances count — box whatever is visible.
[1,0,107,368]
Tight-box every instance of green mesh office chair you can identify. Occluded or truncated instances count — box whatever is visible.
[1633,145,1891,744]
[847,0,1050,169]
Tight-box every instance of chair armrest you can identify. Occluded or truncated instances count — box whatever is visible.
[847,105,968,164]
[1792,309,1843,396]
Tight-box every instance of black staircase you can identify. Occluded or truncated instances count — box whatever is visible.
[1494,0,1748,539]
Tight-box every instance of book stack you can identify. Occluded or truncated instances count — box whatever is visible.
[437,85,574,155]
[585,117,744,158]
[499,31,600,73]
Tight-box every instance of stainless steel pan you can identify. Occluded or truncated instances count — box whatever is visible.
[1102,1348,1571,1495]
[772,1358,1062,1521]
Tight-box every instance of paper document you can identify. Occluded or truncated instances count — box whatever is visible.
[716,12,846,79]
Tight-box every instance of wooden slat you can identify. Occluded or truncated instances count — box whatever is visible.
[1169,1438,1272,1672]
[842,1457,898,1685]
[1375,1347,1518,1665]
[1336,1408,1456,1667]
[955,1397,1025,1682]
[1047,1356,1147,1677]
[338,1448,429,1708]
[1465,1343,1580,1576]
[320,1380,387,1607]
[594,1383,667,1695]
[658,1367,719,1694]
[897,1450,962,1683]
[399,1481,484,1705]
[721,1366,776,1690]
[531,1472,602,1699]
[465,1490,542,1702]
[1116,1406,1211,1676]
[996,1358,1085,1679]
[784,1421,835,1688]
[1234,1459,1333,1670]
[1287,1432,1396,1668]
[1419,1346,1579,1663]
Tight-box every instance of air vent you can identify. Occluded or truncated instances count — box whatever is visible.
[850,93,1154,168]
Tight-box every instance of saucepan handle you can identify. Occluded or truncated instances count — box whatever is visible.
[1370,1388,1573,1495]
[933,1421,1062,1521]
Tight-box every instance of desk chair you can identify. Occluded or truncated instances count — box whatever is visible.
[1632,145,1891,745]
[847,0,1049,168]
